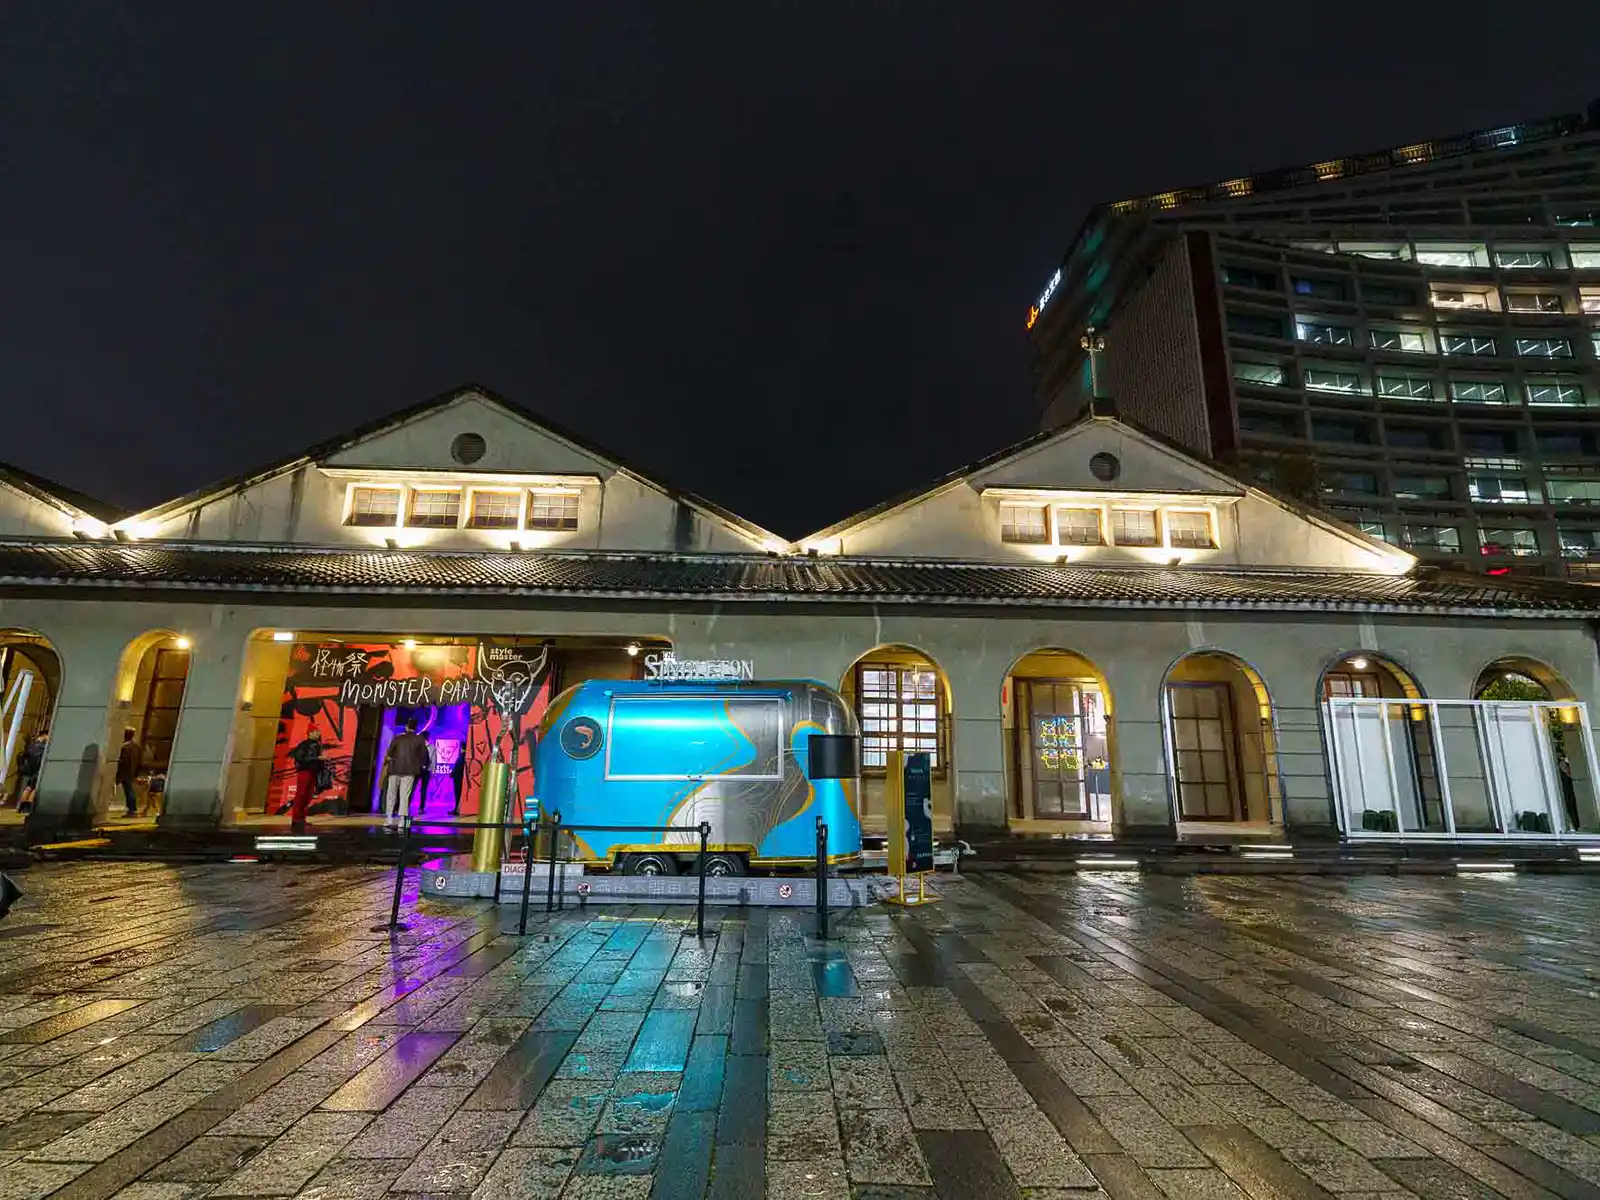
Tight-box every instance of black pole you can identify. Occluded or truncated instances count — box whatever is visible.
[518,814,535,936]
[492,817,504,906]
[387,814,411,930]
[545,813,561,914]
[557,828,567,912]
[815,815,828,940]
[697,820,709,940]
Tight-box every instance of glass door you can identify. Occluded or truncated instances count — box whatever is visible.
[1019,680,1090,818]
[1166,682,1240,820]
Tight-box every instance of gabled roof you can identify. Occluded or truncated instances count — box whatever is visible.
[0,462,123,524]
[800,408,1408,568]
[0,542,1588,617]
[120,383,782,548]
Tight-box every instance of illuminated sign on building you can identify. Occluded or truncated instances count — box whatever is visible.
[643,652,755,682]
[1026,267,1063,330]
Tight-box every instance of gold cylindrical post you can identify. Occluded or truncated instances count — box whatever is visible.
[472,755,508,873]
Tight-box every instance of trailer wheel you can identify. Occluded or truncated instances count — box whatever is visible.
[622,852,677,877]
[700,853,747,878]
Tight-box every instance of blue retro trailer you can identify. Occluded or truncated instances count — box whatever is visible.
[532,678,863,875]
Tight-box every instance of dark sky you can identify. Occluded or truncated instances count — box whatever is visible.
[4,3,1597,538]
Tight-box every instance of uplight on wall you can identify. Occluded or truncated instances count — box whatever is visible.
[402,639,418,649]
[72,517,108,539]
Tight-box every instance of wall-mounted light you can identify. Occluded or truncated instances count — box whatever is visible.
[174,636,192,650]
[1349,656,1370,671]
[626,642,640,657]
[73,518,108,539]
[402,639,418,649]
[272,631,296,643]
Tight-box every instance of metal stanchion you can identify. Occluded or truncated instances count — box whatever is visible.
[518,815,536,936]
[815,815,828,940]
[384,814,411,931]
[696,821,710,940]
[545,813,561,914]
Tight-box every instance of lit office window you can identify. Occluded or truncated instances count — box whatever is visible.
[1527,383,1585,407]
[1515,338,1573,359]
[1055,508,1103,546]
[1370,328,1427,352]
[1111,509,1160,546]
[1356,521,1397,544]
[1402,525,1461,552]
[1451,380,1510,405]
[1392,474,1452,500]
[1559,528,1600,558]
[1305,369,1365,394]
[1166,511,1215,549]
[407,489,462,528]
[1480,528,1540,556]
[527,491,580,531]
[1296,321,1354,346]
[1494,250,1553,269]
[1376,375,1435,400]
[1550,480,1600,506]
[347,486,401,527]
[1468,473,1539,504]
[467,490,522,529]
[1441,333,1497,356]
[1504,292,1565,313]
[1569,245,1600,268]
[1232,360,1287,386]
[1578,288,1600,314]
[1430,288,1493,310]
[1415,244,1486,267]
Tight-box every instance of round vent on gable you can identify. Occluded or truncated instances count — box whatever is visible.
[451,432,487,465]
[1089,451,1121,482]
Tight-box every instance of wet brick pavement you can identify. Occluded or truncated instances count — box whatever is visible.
[5,864,1600,1198]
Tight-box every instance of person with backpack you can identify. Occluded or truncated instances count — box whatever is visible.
[288,728,326,832]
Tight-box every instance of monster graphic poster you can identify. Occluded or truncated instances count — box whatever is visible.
[266,642,552,818]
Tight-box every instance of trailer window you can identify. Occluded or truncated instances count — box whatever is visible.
[605,695,784,781]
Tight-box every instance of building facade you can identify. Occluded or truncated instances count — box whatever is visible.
[1029,100,1600,581]
[4,385,1600,851]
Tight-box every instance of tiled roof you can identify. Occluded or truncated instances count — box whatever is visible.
[0,541,1593,616]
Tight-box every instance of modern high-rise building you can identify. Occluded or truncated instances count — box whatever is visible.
[1028,100,1600,578]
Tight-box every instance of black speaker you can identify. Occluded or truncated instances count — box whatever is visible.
[807,735,860,780]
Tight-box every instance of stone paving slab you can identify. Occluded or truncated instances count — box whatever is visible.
[9,863,1600,1196]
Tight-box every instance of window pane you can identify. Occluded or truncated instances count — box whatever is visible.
[528,491,579,530]
[1056,508,1102,546]
[1305,369,1365,394]
[1528,383,1585,407]
[1452,380,1510,404]
[1167,511,1214,549]
[999,503,1048,544]
[1495,250,1553,269]
[1296,321,1353,346]
[468,490,522,529]
[1370,328,1426,352]
[1515,338,1573,359]
[348,487,401,527]
[1504,292,1564,313]
[1112,509,1159,546]
[1480,528,1540,555]
[406,489,461,528]
[1377,375,1434,399]
[1441,334,1496,356]
[1392,474,1451,499]
[1232,360,1287,386]
[1403,525,1460,552]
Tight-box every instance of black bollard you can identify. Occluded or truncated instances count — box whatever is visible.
[815,815,828,940]
[545,814,561,914]
[518,815,536,936]
[385,814,411,931]
[697,820,710,940]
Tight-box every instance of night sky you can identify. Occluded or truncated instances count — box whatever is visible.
[4,4,1597,538]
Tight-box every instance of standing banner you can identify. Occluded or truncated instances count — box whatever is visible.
[885,749,938,904]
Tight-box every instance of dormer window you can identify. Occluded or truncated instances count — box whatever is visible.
[407,489,461,528]
[1056,507,1103,546]
[999,503,1048,544]
[468,489,523,529]
[1112,509,1160,547]
[348,486,401,527]
[1167,510,1216,549]
[528,490,580,531]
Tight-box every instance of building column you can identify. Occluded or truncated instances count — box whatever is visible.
[19,622,129,836]
[159,617,250,831]
[944,661,1005,833]
[1102,659,1176,839]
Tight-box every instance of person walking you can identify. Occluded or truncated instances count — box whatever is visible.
[10,726,47,812]
[115,728,143,817]
[381,722,430,829]
[288,728,325,833]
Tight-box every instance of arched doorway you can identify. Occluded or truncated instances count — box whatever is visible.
[1473,657,1594,834]
[1320,652,1445,834]
[103,631,193,819]
[0,631,60,811]
[1164,651,1282,827]
[1002,650,1113,828]
[839,645,953,836]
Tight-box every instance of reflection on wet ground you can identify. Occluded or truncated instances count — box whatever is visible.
[5,862,1600,1197]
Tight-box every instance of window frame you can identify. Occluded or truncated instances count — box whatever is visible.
[345,484,404,528]
[405,487,464,529]
[465,488,526,530]
[1111,508,1161,547]
[854,661,947,779]
[1054,507,1103,547]
[1165,509,1216,550]
[999,502,1050,545]
[526,489,581,532]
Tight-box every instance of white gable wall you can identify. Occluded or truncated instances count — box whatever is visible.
[130,392,770,553]
[0,484,76,539]
[805,419,1403,572]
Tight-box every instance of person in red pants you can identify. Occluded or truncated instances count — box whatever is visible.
[287,728,326,832]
